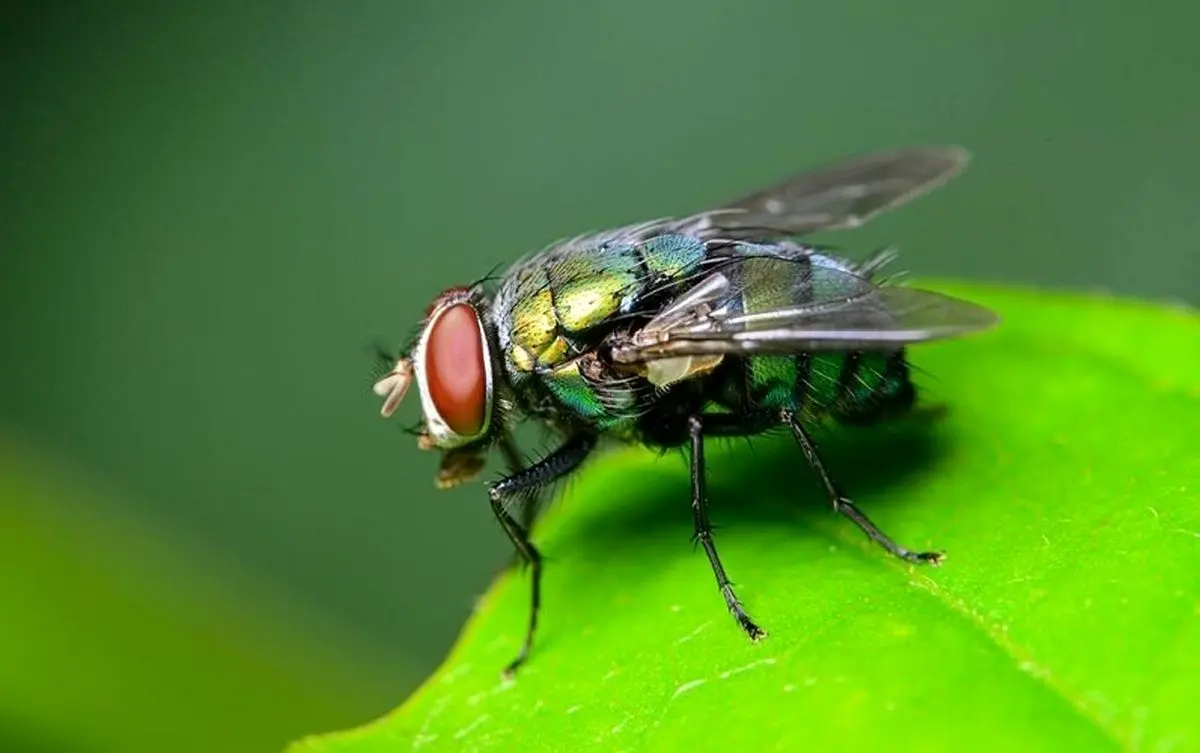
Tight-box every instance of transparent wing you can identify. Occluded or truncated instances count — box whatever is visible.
[521,146,969,267]
[674,146,970,241]
[610,254,997,365]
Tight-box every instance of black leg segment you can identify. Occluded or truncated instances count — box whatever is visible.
[781,409,942,565]
[497,429,543,532]
[488,432,596,676]
[688,414,767,641]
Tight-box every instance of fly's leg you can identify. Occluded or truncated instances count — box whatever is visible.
[497,430,543,534]
[781,409,942,565]
[489,433,596,676]
[688,414,768,641]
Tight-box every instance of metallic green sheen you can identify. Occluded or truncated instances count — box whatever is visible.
[736,251,910,419]
[543,369,606,421]
[806,353,849,409]
[541,364,637,433]
[747,356,796,409]
[638,234,707,279]
[741,252,805,410]
[493,238,912,431]
[744,351,905,418]
[506,264,556,357]
[810,259,867,298]
[494,234,707,377]
[548,251,641,333]
[846,354,891,405]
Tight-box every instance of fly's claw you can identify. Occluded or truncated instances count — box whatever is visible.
[746,622,768,642]
[735,611,767,642]
[906,549,945,567]
[921,550,946,567]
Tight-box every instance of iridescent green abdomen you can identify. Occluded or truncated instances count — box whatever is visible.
[731,251,915,422]
[740,350,914,422]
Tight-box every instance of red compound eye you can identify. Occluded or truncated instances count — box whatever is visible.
[424,303,487,437]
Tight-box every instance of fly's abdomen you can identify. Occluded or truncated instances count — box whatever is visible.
[734,248,915,422]
[743,350,914,422]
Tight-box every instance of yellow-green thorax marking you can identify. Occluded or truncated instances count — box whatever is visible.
[491,234,708,431]
[495,234,707,372]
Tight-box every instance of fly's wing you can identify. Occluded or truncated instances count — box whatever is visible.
[610,254,997,379]
[673,146,969,241]
[523,146,969,265]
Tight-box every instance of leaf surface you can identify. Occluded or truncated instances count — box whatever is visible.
[292,284,1199,753]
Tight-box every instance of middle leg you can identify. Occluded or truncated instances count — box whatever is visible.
[687,413,769,640]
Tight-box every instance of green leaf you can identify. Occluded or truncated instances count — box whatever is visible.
[290,283,1199,753]
[0,436,407,753]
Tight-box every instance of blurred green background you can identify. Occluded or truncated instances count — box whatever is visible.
[2,0,1197,750]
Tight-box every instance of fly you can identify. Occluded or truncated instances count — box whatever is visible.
[371,146,998,675]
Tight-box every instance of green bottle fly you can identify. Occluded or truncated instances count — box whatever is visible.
[371,146,998,675]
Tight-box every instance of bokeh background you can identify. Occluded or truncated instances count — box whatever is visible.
[3,1,1197,751]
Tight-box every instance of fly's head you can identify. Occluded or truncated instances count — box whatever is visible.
[373,286,500,488]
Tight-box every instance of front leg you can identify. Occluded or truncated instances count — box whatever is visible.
[489,432,596,676]
[497,429,544,532]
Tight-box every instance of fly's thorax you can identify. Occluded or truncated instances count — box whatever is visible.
[492,234,708,378]
[487,233,710,431]
[546,351,648,433]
